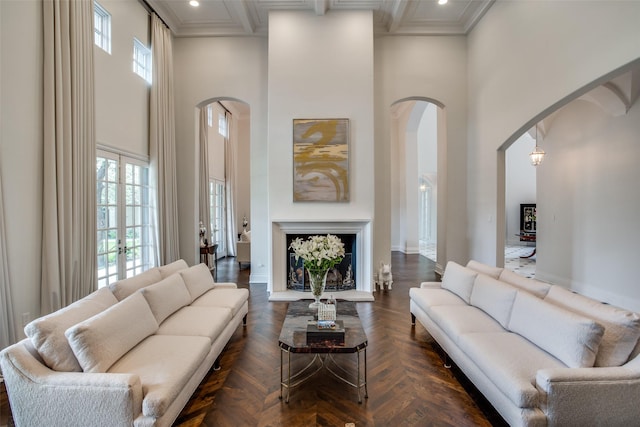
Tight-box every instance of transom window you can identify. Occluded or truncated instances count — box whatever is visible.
[94,1,111,54]
[133,38,152,84]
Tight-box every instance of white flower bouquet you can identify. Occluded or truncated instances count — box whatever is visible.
[289,234,345,272]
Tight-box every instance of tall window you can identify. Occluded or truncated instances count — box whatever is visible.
[97,151,155,288]
[94,1,111,54]
[218,113,228,138]
[133,38,152,84]
[209,179,226,255]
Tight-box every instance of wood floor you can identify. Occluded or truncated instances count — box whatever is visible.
[0,253,508,427]
[174,253,508,427]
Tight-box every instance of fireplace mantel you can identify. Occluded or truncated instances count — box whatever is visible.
[270,219,374,301]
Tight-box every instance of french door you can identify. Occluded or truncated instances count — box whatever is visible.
[209,179,226,257]
[96,150,155,288]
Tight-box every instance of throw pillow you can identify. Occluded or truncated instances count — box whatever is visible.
[24,287,118,372]
[498,269,551,299]
[508,291,604,368]
[545,286,640,367]
[466,260,504,279]
[470,274,518,328]
[139,273,192,324]
[179,263,215,302]
[441,261,478,303]
[109,268,163,301]
[65,292,158,373]
[157,259,189,278]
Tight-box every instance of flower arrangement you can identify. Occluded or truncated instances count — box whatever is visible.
[289,234,345,272]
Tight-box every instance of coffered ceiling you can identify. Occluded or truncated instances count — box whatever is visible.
[146,0,495,37]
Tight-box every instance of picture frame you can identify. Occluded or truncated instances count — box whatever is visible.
[292,118,349,202]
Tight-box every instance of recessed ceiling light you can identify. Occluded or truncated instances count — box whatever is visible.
[438,0,448,4]
[189,0,199,6]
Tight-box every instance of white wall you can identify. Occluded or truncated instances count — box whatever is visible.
[95,0,149,156]
[375,36,468,273]
[267,11,375,291]
[172,36,268,282]
[0,0,43,340]
[468,1,640,310]
[537,98,640,310]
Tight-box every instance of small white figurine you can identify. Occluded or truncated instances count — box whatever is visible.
[375,262,393,291]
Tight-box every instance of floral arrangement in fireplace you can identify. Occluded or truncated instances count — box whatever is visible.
[289,234,345,271]
[289,234,345,307]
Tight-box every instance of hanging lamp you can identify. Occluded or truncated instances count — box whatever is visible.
[529,125,545,166]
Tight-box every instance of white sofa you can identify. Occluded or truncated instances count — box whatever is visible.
[410,260,640,427]
[0,260,249,427]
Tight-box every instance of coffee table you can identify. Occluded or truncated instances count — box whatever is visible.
[278,300,368,403]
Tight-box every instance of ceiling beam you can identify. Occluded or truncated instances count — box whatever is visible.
[230,0,255,34]
[387,0,409,33]
[314,0,328,16]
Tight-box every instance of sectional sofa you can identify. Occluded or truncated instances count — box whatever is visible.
[0,259,249,427]
[410,260,640,427]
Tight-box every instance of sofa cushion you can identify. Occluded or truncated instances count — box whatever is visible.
[24,287,118,372]
[429,305,505,344]
[190,288,249,317]
[508,291,604,368]
[466,260,504,279]
[65,292,158,373]
[107,334,211,419]
[441,261,478,304]
[139,273,192,324]
[545,286,640,367]
[109,268,162,301]
[179,263,215,302]
[470,274,518,328]
[409,287,467,318]
[157,306,233,340]
[458,331,566,408]
[157,259,189,279]
[498,269,551,299]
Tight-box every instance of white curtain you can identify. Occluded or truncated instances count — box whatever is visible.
[225,111,238,256]
[41,0,96,314]
[0,172,16,349]
[150,14,179,265]
[199,107,211,244]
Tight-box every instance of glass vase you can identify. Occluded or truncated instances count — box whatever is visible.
[307,268,329,309]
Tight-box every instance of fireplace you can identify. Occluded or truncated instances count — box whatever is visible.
[286,233,357,292]
[270,220,374,301]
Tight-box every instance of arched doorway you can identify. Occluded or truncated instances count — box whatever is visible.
[195,97,250,265]
[390,98,443,264]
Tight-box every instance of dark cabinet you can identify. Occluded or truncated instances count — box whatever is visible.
[520,204,536,240]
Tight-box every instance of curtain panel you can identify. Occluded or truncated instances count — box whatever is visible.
[199,107,211,245]
[150,14,180,265]
[225,111,237,257]
[41,0,97,314]
[0,173,16,348]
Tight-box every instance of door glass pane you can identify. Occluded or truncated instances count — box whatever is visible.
[96,155,119,288]
[124,161,154,278]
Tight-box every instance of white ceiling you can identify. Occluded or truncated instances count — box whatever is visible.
[147,0,495,37]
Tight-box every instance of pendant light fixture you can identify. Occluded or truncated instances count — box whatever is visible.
[529,124,545,166]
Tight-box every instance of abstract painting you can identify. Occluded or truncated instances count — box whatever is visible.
[293,118,349,202]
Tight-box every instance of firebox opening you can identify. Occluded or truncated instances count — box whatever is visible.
[286,233,357,292]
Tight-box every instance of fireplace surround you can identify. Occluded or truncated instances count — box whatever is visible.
[270,220,374,301]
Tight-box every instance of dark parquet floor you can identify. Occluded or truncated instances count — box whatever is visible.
[173,253,508,427]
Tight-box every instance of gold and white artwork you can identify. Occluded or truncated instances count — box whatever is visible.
[293,119,349,202]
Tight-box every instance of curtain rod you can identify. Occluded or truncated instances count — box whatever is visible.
[137,0,171,30]
[218,101,231,115]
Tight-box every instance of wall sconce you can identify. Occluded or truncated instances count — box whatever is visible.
[529,125,545,166]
